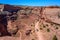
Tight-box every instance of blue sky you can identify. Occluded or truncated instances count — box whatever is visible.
[0,0,60,6]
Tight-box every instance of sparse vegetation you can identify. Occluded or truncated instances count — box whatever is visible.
[32,39,35,40]
[43,25,46,28]
[56,27,58,29]
[40,28,42,30]
[31,24,33,26]
[46,24,48,26]
[47,28,50,32]
[53,35,58,40]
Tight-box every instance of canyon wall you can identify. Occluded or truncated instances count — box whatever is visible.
[0,4,60,40]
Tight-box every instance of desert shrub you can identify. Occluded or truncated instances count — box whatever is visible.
[53,35,58,40]
[40,28,42,30]
[46,24,48,26]
[47,28,50,32]
[32,39,35,40]
[43,25,46,28]
[56,27,58,29]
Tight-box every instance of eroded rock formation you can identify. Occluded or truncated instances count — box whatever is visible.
[0,4,60,40]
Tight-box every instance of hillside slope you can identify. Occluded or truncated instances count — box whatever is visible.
[0,4,60,40]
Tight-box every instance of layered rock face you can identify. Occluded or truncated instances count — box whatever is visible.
[0,4,60,40]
